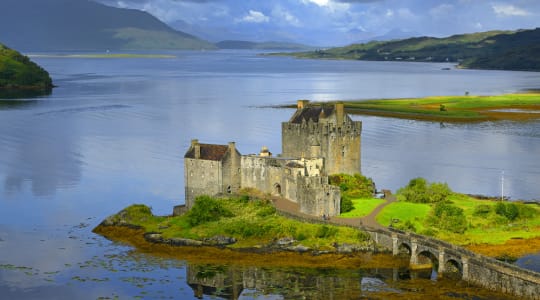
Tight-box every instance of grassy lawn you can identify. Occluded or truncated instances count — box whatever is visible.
[374,193,540,250]
[339,198,386,218]
[334,93,540,122]
[376,202,432,232]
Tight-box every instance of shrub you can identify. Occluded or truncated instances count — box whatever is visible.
[395,219,417,232]
[186,196,233,226]
[329,173,375,198]
[340,196,354,213]
[516,203,538,219]
[256,205,277,217]
[495,202,519,221]
[397,177,452,203]
[316,225,338,238]
[427,202,467,233]
[473,204,492,216]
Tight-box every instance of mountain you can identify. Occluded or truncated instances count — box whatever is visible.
[216,40,315,51]
[0,43,52,90]
[0,0,215,51]
[357,29,420,43]
[286,28,540,72]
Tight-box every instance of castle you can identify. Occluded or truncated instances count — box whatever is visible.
[184,100,362,217]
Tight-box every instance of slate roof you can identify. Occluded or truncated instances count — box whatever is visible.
[184,143,229,161]
[289,106,335,124]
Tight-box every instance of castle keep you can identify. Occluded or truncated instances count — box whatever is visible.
[184,101,362,217]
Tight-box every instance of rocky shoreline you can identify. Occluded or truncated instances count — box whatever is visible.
[94,210,377,256]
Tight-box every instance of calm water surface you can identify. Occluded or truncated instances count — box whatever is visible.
[0,51,539,299]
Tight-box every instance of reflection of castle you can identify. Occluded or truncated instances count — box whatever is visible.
[186,263,411,300]
[184,101,362,217]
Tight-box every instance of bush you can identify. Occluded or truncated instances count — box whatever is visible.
[473,204,492,216]
[495,202,519,221]
[517,203,538,219]
[340,196,354,213]
[397,177,452,203]
[186,196,233,226]
[427,202,467,233]
[329,173,375,198]
[395,219,417,232]
[316,225,338,238]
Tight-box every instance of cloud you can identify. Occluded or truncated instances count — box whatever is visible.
[272,6,301,26]
[237,10,270,23]
[492,3,530,16]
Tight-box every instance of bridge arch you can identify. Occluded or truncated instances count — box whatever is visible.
[397,242,411,256]
[442,258,463,280]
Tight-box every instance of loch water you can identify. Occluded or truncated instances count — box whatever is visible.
[0,50,539,299]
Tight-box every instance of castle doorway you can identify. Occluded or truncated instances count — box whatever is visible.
[273,183,282,196]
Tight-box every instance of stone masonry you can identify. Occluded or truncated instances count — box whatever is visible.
[184,101,362,216]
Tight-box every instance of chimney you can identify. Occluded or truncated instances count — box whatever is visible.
[335,102,344,125]
[228,142,236,154]
[297,100,310,110]
[192,139,200,159]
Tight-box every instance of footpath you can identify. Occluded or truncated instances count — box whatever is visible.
[272,191,397,230]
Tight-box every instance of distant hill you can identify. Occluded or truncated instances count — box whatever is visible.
[0,43,52,90]
[286,28,540,72]
[0,0,215,51]
[216,40,314,51]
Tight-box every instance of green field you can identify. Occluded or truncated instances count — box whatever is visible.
[339,198,385,218]
[376,202,432,232]
[332,93,540,122]
[370,194,540,246]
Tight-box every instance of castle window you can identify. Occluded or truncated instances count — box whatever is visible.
[227,186,231,194]
[342,146,345,157]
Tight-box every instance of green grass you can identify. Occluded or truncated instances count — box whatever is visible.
[334,93,540,121]
[339,198,385,218]
[108,197,372,250]
[373,194,540,246]
[376,202,432,232]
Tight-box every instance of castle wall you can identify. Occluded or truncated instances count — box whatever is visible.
[241,156,285,197]
[296,176,341,217]
[184,158,222,208]
[282,121,362,176]
[221,147,241,195]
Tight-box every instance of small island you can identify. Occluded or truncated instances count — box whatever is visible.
[294,93,540,122]
[95,100,540,298]
[0,43,53,91]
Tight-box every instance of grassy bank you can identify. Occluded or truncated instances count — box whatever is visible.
[95,196,372,252]
[373,194,540,258]
[322,93,540,122]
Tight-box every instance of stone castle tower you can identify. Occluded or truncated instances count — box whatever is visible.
[182,100,362,217]
[281,100,362,175]
[184,140,241,208]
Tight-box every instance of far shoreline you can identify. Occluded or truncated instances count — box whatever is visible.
[272,93,540,123]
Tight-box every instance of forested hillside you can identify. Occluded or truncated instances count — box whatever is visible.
[287,28,540,71]
[0,43,52,90]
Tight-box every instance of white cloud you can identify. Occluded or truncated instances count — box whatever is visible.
[302,0,330,6]
[492,4,530,16]
[385,9,394,17]
[272,6,301,27]
[237,10,270,23]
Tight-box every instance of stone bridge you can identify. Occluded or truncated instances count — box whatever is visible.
[369,228,540,299]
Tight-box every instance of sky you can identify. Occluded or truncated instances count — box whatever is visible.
[95,0,540,46]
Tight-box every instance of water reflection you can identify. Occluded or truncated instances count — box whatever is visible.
[0,88,51,100]
[2,113,83,196]
[185,262,507,300]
